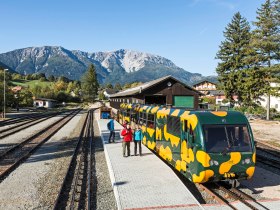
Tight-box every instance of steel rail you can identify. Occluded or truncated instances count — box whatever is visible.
[0,111,58,127]
[0,112,62,139]
[69,110,91,210]
[257,155,280,170]
[0,109,81,181]
[53,110,91,210]
[230,188,269,210]
[214,183,258,210]
[199,183,237,210]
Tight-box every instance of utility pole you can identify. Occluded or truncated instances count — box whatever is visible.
[3,69,8,119]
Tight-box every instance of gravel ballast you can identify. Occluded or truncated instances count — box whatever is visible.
[0,111,86,209]
[0,114,67,152]
[92,109,117,210]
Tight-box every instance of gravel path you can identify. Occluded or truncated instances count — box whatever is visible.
[92,109,117,210]
[250,119,280,145]
[0,110,86,209]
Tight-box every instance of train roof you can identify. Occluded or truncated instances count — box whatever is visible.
[120,103,249,124]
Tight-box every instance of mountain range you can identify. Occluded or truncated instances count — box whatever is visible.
[0,46,217,85]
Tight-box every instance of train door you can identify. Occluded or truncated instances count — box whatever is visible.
[181,120,194,172]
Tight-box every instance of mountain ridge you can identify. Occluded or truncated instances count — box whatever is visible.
[0,46,217,85]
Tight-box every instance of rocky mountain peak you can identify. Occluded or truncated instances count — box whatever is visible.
[0,46,217,85]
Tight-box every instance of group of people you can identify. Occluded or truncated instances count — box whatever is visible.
[107,118,143,157]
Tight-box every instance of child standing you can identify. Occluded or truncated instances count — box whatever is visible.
[134,124,143,156]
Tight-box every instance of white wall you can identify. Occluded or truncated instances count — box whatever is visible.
[259,83,280,112]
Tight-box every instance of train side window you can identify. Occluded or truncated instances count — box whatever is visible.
[189,125,195,143]
[147,113,155,129]
[184,120,188,132]
[167,116,180,137]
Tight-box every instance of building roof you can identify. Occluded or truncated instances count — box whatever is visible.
[192,80,217,87]
[208,90,225,96]
[11,86,23,92]
[34,98,57,102]
[110,75,203,98]
[105,88,117,95]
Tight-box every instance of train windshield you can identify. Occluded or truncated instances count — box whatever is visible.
[203,125,252,153]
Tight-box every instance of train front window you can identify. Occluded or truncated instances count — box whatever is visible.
[203,125,252,153]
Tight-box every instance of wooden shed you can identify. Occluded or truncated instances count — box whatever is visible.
[109,75,202,110]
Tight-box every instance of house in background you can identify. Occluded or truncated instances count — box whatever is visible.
[259,82,280,112]
[33,98,57,108]
[193,80,217,95]
[193,80,238,107]
[109,75,203,111]
[11,86,23,93]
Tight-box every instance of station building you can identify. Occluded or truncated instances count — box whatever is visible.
[109,75,202,110]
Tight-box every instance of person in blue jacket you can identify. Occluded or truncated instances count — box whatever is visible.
[133,124,143,156]
[107,116,115,143]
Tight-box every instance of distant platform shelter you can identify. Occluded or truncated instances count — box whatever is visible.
[109,75,203,110]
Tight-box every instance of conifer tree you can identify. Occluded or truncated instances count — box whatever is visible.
[81,64,99,102]
[216,12,263,107]
[252,0,280,119]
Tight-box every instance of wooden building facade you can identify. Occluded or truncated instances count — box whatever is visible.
[109,76,202,110]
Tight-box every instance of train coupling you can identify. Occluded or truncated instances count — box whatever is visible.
[229,179,240,188]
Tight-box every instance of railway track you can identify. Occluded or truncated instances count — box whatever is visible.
[256,141,280,171]
[0,111,64,139]
[53,109,94,210]
[0,112,56,127]
[199,183,269,210]
[0,109,81,182]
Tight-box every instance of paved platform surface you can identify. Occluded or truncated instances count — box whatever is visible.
[97,119,280,210]
[97,119,203,210]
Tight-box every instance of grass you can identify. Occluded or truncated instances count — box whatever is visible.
[11,79,54,88]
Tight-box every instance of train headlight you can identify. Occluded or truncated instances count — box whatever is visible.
[210,160,219,166]
[245,158,251,164]
[214,160,219,166]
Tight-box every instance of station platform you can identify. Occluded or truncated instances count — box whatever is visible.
[97,119,203,210]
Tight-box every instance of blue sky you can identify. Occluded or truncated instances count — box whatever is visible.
[0,0,264,76]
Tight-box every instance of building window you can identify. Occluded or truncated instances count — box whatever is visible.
[173,96,194,108]
[275,104,278,109]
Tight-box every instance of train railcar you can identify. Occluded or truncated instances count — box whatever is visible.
[100,106,112,119]
[119,103,256,186]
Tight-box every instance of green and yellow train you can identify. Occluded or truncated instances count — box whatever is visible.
[118,103,256,185]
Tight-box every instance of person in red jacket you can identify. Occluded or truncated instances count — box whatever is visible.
[121,123,133,157]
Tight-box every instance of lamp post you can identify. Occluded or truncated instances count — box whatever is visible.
[3,68,8,119]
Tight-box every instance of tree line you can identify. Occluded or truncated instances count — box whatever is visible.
[0,63,100,110]
[216,0,280,119]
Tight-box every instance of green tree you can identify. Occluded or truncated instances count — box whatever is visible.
[216,12,271,108]
[216,12,264,107]
[48,75,55,82]
[0,70,13,112]
[81,64,99,102]
[252,0,280,119]
[114,82,122,91]
[19,89,33,107]
[106,83,113,89]
[98,91,106,100]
